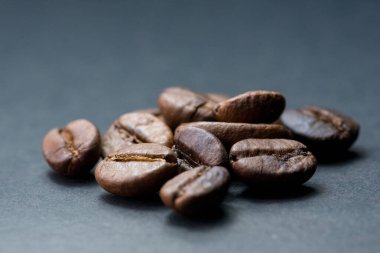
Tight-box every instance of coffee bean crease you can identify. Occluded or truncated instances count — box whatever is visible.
[114,122,144,144]
[106,154,176,164]
[174,166,210,201]
[59,129,79,159]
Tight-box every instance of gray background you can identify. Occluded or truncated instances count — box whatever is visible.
[0,0,379,252]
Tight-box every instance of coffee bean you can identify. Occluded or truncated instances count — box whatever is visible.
[214,90,286,123]
[181,122,293,148]
[280,106,360,156]
[230,139,317,186]
[95,143,178,197]
[158,87,217,129]
[102,112,173,157]
[42,119,101,177]
[160,165,230,215]
[174,126,228,172]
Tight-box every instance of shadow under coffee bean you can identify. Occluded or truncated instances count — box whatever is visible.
[46,170,97,187]
[239,184,319,203]
[99,193,165,212]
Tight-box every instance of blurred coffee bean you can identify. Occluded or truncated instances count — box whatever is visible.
[135,108,166,122]
[205,93,230,103]
[214,90,285,123]
[158,87,217,129]
[280,106,359,156]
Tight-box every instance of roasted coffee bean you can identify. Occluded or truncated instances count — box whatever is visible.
[181,122,292,148]
[160,165,230,215]
[174,126,228,172]
[158,87,217,129]
[214,90,286,123]
[230,139,317,186]
[102,112,173,157]
[280,106,360,156]
[42,119,101,177]
[95,143,178,197]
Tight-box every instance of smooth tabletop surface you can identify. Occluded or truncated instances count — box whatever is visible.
[1,1,379,252]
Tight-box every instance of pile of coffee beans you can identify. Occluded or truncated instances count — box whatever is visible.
[42,87,360,216]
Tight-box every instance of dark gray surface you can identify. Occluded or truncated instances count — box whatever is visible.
[1,0,379,252]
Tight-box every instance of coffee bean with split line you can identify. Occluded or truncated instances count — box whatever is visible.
[214,90,285,123]
[280,106,360,156]
[102,112,173,157]
[158,87,218,129]
[174,126,228,172]
[95,143,178,197]
[230,139,317,186]
[42,119,101,177]
[160,165,230,215]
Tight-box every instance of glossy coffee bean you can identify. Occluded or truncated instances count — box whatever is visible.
[42,119,101,177]
[230,139,317,186]
[160,165,230,215]
[158,87,217,129]
[214,90,286,123]
[174,126,228,172]
[280,106,360,155]
[181,122,292,148]
[95,143,178,197]
[102,112,173,157]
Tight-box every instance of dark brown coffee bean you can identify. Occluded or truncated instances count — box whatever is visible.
[158,87,217,129]
[174,126,228,172]
[230,139,317,186]
[101,112,173,157]
[160,165,230,215]
[181,122,293,148]
[95,143,178,197]
[280,106,360,156]
[214,90,286,123]
[42,119,101,177]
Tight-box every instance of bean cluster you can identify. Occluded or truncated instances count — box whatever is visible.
[42,87,359,216]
